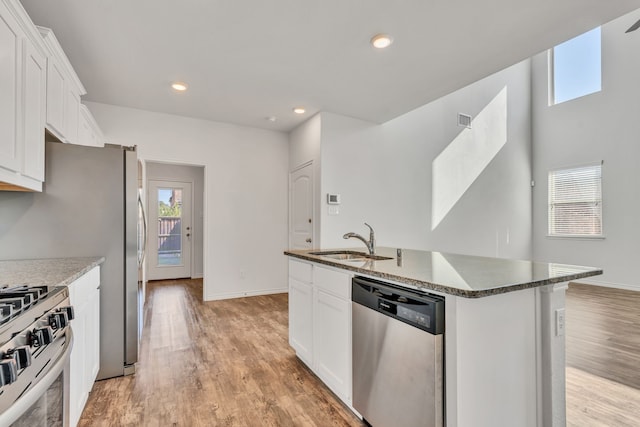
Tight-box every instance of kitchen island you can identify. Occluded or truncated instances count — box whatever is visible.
[284,247,602,427]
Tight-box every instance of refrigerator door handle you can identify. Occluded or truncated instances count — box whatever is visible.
[138,192,148,268]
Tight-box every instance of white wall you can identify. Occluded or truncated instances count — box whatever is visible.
[86,102,289,300]
[531,10,640,290]
[318,60,533,260]
[289,114,322,246]
[146,162,205,278]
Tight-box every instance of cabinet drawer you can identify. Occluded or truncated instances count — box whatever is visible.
[314,266,351,299]
[289,259,312,283]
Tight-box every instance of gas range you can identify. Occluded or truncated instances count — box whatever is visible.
[0,284,54,325]
[0,283,74,422]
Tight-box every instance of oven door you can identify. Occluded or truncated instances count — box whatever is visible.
[0,329,73,427]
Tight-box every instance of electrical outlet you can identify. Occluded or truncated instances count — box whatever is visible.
[240,270,246,280]
[555,308,566,336]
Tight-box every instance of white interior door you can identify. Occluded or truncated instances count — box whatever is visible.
[290,163,314,249]
[147,180,192,280]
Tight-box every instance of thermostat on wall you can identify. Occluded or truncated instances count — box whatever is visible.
[327,194,341,205]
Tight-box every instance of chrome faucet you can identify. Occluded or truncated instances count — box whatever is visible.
[343,223,376,255]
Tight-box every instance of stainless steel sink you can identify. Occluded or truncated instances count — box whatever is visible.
[308,250,393,261]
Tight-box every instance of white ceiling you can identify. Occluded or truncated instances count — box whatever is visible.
[20,0,640,132]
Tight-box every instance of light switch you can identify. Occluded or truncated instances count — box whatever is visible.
[328,206,340,215]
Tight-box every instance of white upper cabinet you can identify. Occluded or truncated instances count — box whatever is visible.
[1,0,104,192]
[0,0,47,191]
[38,26,87,145]
[78,103,105,147]
[22,36,47,181]
[0,3,21,174]
[45,57,66,135]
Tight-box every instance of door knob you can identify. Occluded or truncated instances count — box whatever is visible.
[305,238,312,243]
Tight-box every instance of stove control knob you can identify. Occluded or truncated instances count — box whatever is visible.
[0,358,18,386]
[49,312,69,330]
[3,346,32,370]
[29,326,54,347]
[58,306,75,321]
[13,346,32,370]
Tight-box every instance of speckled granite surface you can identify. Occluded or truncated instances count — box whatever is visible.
[0,257,104,288]
[284,247,602,298]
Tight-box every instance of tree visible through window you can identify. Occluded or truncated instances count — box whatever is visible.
[548,163,602,237]
[551,27,602,104]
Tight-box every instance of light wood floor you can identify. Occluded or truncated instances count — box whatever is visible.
[565,282,640,427]
[79,279,639,426]
[79,279,362,427]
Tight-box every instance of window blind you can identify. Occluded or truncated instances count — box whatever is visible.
[548,163,602,236]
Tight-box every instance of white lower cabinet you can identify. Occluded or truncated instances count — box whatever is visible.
[67,266,101,427]
[289,278,313,366]
[288,259,353,407]
[314,288,351,403]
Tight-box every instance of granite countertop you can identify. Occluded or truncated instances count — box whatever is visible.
[284,247,602,298]
[0,257,105,288]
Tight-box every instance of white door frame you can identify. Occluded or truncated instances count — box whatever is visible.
[147,179,193,280]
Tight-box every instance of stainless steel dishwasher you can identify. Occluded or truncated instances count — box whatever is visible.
[352,276,445,427]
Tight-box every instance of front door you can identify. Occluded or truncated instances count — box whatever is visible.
[290,163,314,249]
[147,180,192,280]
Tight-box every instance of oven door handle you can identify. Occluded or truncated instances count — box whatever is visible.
[0,329,73,426]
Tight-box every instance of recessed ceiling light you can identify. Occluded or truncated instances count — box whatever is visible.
[370,34,393,49]
[171,82,188,92]
[266,116,277,122]
[293,107,306,114]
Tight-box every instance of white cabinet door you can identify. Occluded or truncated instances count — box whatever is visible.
[0,5,21,173]
[289,277,314,366]
[89,285,101,383]
[65,89,80,145]
[39,26,86,146]
[78,104,105,147]
[45,58,66,138]
[22,37,46,181]
[0,2,45,191]
[67,266,100,427]
[314,288,351,403]
[68,298,87,427]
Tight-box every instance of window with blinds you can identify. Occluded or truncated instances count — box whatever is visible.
[548,163,602,237]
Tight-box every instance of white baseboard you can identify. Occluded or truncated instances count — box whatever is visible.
[205,287,288,301]
[191,274,204,279]
[570,278,640,292]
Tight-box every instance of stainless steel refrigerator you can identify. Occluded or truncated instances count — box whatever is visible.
[0,140,140,380]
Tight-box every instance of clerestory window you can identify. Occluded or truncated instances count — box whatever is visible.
[550,27,602,105]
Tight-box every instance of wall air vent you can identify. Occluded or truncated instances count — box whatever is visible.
[458,113,472,128]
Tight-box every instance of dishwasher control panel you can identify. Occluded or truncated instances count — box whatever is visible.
[398,305,431,329]
[353,276,444,335]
